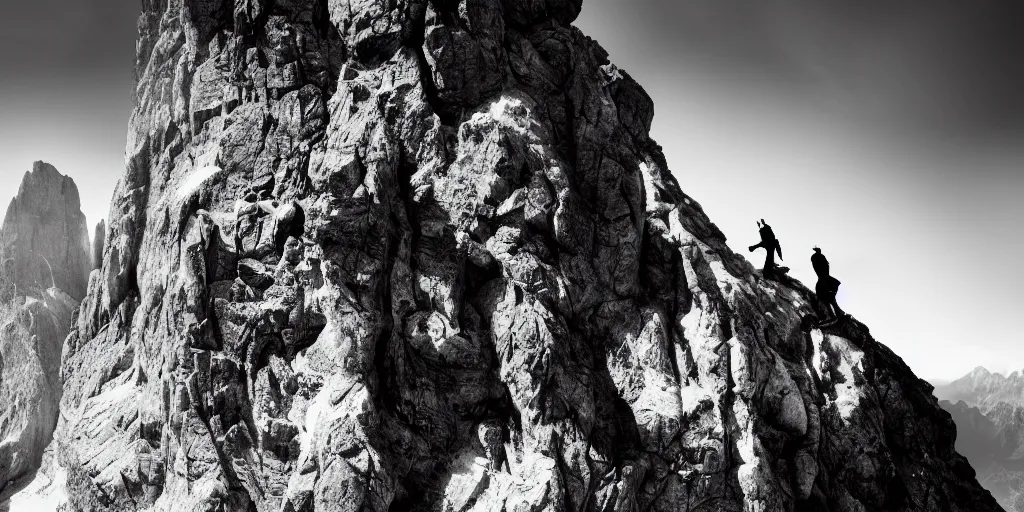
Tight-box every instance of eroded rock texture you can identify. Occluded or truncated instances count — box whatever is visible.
[1,162,92,301]
[56,1,998,511]
[0,289,78,507]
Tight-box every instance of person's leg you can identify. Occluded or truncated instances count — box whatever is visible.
[830,296,846,317]
[812,293,826,318]
[820,298,834,322]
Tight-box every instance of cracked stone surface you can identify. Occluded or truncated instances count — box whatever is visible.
[0,289,78,508]
[53,1,999,511]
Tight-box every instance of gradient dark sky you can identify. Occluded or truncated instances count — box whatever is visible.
[0,0,135,235]
[1,1,1022,381]
[576,0,1024,382]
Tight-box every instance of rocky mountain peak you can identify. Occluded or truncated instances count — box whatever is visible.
[971,366,993,378]
[0,163,89,508]
[49,1,999,511]
[1,161,91,301]
[937,367,1024,410]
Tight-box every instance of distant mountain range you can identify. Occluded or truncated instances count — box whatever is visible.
[935,367,1024,511]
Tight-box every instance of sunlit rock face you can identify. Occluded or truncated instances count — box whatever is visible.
[0,164,89,508]
[56,1,998,511]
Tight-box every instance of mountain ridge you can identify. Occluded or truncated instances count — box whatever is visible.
[936,367,1024,511]
[936,366,1024,410]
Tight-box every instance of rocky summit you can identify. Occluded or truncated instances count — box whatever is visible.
[0,164,89,509]
[51,1,998,511]
[1,162,92,302]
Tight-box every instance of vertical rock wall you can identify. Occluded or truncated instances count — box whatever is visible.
[55,1,999,511]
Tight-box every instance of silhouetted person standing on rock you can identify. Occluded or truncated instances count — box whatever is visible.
[749,219,784,278]
[812,247,845,323]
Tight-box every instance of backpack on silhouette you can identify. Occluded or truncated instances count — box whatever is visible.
[818,276,841,295]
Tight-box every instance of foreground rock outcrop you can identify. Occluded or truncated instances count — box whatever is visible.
[55,1,998,511]
[0,163,90,509]
[0,289,78,508]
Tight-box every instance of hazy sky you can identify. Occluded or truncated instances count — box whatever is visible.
[1,1,1022,382]
[577,0,1024,383]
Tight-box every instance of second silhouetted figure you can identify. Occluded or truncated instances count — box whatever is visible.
[812,247,845,323]
[749,219,784,278]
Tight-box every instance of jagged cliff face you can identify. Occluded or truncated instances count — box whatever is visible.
[1,162,92,302]
[56,1,998,511]
[0,289,78,506]
[0,164,89,507]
